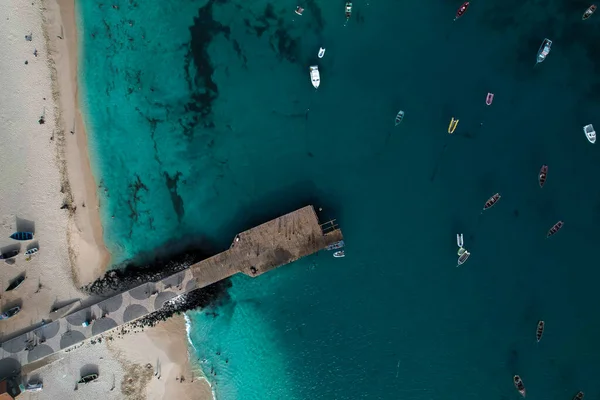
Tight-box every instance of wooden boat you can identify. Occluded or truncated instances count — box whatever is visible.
[395,110,405,126]
[25,247,39,258]
[539,165,548,188]
[536,320,545,342]
[583,5,596,20]
[573,391,584,400]
[333,250,345,258]
[6,274,26,291]
[448,117,459,134]
[78,374,99,384]
[536,38,552,65]
[583,124,596,144]
[547,221,563,238]
[486,92,494,106]
[483,193,501,210]
[454,1,470,21]
[10,232,33,241]
[345,2,352,20]
[0,306,21,321]
[513,375,526,397]
[309,65,320,89]
[0,249,19,260]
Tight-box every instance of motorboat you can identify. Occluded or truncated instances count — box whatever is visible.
[535,38,552,65]
[318,47,326,58]
[345,2,352,21]
[395,110,405,126]
[456,233,464,248]
[294,6,304,16]
[0,249,19,260]
[536,320,545,342]
[547,220,564,238]
[0,306,21,321]
[486,92,494,105]
[10,232,33,241]
[78,374,99,384]
[483,193,501,210]
[573,391,584,400]
[448,117,459,134]
[513,375,526,397]
[326,240,344,250]
[539,165,548,188]
[333,251,345,258]
[583,5,596,20]
[457,247,470,267]
[454,2,470,21]
[309,65,320,89]
[583,124,596,143]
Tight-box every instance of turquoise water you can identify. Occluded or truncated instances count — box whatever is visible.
[79,0,600,398]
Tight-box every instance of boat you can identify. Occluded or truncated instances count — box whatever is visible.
[486,92,494,106]
[454,2,470,21]
[78,374,99,384]
[326,240,345,250]
[318,47,326,58]
[456,233,464,248]
[395,110,405,126]
[24,382,43,392]
[294,6,304,16]
[309,65,320,89]
[448,117,459,134]
[547,220,564,238]
[483,193,501,210]
[514,375,526,397]
[539,165,548,188]
[345,2,352,20]
[333,251,345,258]
[583,124,596,143]
[536,320,545,342]
[25,247,39,257]
[10,232,33,241]
[457,247,470,267]
[573,391,584,400]
[536,38,552,65]
[0,249,19,260]
[6,275,26,291]
[0,306,21,321]
[583,5,596,20]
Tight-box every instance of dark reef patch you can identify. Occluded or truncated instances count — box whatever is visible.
[164,171,185,222]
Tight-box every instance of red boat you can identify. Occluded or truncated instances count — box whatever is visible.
[454,2,470,21]
[514,375,526,397]
[547,221,563,238]
[536,320,544,342]
[483,193,501,210]
[539,165,548,188]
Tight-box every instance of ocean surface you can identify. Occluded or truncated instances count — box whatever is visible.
[78,0,600,398]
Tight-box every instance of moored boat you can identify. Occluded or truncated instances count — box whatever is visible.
[333,250,345,258]
[583,124,596,143]
[6,274,26,291]
[395,110,405,126]
[483,193,501,210]
[0,306,21,321]
[318,47,326,58]
[547,220,563,238]
[486,92,494,106]
[454,1,470,21]
[326,240,345,250]
[345,2,352,21]
[583,5,596,20]
[457,247,470,267]
[309,65,320,89]
[10,232,33,241]
[536,320,545,342]
[539,165,548,188]
[78,374,99,385]
[573,391,584,400]
[0,249,19,260]
[294,6,304,16]
[536,38,552,65]
[448,117,459,134]
[514,375,526,397]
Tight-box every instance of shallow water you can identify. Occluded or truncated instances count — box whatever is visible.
[79,0,600,398]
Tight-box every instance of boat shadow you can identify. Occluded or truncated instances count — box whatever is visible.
[15,217,35,235]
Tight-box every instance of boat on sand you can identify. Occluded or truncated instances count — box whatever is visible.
[6,275,26,291]
[0,307,21,321]
[513,375,526,397]
[309,66,320,89]
[10,232,33,241]
[78,374,98,385]
[0,249,19,260]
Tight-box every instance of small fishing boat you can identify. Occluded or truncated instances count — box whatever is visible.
[573,391,584,400]
[547,220,564,238]
[536,320,545,342]
[0,306,21,321]
[294,6,304,16]
[25,247,39,258]
[457,247,470,267]
[6,274,26,291]
[454,2,470,21]
[395,110,405,126]
[10,232,33,241]
[536,38,552,65]
[539,165,548,188]
[514,375,526,397]
[448,117,459,134]
[326,240,345,250]
[583,124,596,143]
[309,65,320,89]
[486,92,494,106]
[483,193,501,210]
[24,382,43,392]
[583,5,596,20]
[345,2,352,20]
[0,249,19,260]
[333,250,345,258]
[78,374,99,384]
[318,47,326,58]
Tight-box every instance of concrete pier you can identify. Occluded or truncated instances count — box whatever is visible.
[0,206,342,368]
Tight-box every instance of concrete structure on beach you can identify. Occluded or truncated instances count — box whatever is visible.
[0,206,343,368]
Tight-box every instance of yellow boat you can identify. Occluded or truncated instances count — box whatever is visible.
[448,117,459,134]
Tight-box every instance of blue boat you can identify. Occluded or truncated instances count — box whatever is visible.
[10,232,33,241]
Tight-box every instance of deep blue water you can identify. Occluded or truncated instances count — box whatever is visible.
[78,0,600,398]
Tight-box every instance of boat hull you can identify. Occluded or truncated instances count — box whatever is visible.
[536,320,544,342]
[486,92,494,105]
[539,165,548,188]
[395,110,404,126]
[536,38,552,64]
[547,221,564,237]
[584,124,596,143]
[583,5,596,20]
[454,2,470,20]
[10,232,33,241]
[309,66,320,89]
[448,118,459,134]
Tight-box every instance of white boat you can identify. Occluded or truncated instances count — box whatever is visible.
[456,233,464,248]
[333,250,345,258]
[456,247,470,267]
[395,110,404,126]
[584,124,596,143]
[309,65,320,89]
[536,38,552,65]
[318,47,326,58]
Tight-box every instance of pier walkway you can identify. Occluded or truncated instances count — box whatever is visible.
[0,206,342,368]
